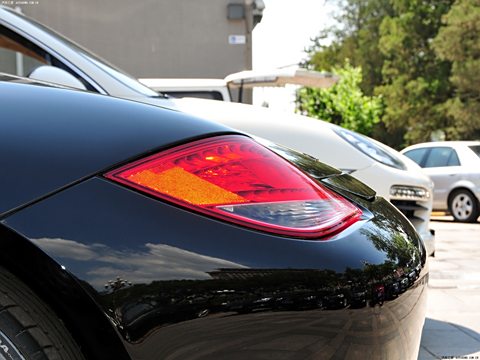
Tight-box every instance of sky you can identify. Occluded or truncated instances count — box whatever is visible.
[252,0,337,110]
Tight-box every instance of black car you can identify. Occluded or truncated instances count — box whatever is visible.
[0,75,428,359]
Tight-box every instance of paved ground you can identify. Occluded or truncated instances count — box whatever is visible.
[418,216,480,360]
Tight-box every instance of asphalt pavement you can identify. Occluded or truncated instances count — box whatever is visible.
[418,216,480,360]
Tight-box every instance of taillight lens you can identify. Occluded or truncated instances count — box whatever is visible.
[105,135,361,239]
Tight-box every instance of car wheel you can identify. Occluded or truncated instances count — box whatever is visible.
[0,266,84,360]
[449,189,480,223]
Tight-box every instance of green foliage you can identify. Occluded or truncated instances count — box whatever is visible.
[376,0,454,147]
[296,61,383,136]
[299,0,480,147]
[433,0,480,139]
[303,0,393,95]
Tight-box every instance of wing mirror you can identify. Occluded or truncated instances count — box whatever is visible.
[28,66,87,90]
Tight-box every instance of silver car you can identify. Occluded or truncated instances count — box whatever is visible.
[402,141,480,222]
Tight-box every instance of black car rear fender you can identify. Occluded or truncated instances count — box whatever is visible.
[2,176,427,360]
[0,224,131,360]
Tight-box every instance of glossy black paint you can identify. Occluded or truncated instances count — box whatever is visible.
[0,80,232,215]
[265,140,376,200]
[0,224,130,360]
[0,79,428,359]
[3,176,427,359]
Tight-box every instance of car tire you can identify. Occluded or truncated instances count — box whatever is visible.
[448,189,480,223]
[0,266,84,360]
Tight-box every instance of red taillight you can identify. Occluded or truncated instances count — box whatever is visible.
[105,135,361,239]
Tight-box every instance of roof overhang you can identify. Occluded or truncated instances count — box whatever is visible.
[225,68,339,89]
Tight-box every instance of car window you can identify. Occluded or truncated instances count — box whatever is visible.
[0,25,49,76]
[424,147,460,168]
[3,7,159,97]
[403,148,428,165]
[163,91,225,101]
[0,24,97,92]
[469,145,480,159]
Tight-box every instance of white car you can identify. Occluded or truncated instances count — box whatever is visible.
[0,6,435,254]
[137,78,232,101]
[171,98,435,253]
[402,141,480,222]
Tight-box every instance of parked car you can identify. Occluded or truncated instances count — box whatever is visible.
[0,5,434,255]
[139,67,339,102]
[138,77,232,101]
[0,75,428,359]
[402,141,480,222]
[171,98,436,256]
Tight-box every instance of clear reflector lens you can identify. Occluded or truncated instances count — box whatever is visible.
[218,200,358,230]
[105,135,361,239]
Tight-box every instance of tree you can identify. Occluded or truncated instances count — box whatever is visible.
[304,0,393,95]
[376,0,454,147]
[296,61,383,136]
[433,0,480,139]
[301,0,460,148]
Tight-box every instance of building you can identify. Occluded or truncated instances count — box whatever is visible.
[17,0,264,81]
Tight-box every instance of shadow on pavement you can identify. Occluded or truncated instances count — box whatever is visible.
[430,216,480,224]
[419,318,480,359]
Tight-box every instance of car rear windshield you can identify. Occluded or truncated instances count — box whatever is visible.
[469,145,480,159]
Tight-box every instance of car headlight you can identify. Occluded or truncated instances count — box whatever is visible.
[390,185,431,201]
[334,128,407,170]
